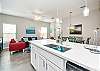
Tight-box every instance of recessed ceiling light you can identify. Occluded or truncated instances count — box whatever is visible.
[33,15,42,20]
[34,9,43,14]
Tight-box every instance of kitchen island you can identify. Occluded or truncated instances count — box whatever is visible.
[30,39,100,71]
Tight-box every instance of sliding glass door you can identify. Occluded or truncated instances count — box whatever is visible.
[3,24,16,48]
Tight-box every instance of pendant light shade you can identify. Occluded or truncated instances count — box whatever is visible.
[56,18,60,23]
[83,6,89,16]
[69,11,74,29]
[81,0,89,16]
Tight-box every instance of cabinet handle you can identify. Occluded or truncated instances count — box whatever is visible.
[35,54,36,59]
[46,63,48,70]
[43,60,45,67]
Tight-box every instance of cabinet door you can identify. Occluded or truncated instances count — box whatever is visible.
[46,60,63,71]
[38,55,46,71]
[31,51,37,69]
[31,45,38,70]
[31,45,34,66]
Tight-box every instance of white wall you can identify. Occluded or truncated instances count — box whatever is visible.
[62,9,100,44]
[0,14,3,37]
[0,0,1,13]
[0,13,50,40]
[0,0,2,36]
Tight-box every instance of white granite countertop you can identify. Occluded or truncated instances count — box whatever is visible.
[30,39,100,71]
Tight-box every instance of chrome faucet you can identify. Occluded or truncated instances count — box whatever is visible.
[56,34,63,44]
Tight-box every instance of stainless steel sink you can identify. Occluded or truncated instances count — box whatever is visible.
[44,44,71,52]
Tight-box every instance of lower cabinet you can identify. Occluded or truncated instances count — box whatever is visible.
[31,51,37,69]
[38,54,63,71]
[38,55,46,71]
[46,60,62,71]
[31,44,64,71]
[31,45,38,70]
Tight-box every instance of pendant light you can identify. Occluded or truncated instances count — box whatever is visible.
[56,8,60,28]
[80,0,90,16]
[83,6,89,16]
[94,28,100,46]
[69,11,72,27]
[69,11,74,29]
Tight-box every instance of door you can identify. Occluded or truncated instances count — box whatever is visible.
[38,55,46,71]
[46,60,63,71]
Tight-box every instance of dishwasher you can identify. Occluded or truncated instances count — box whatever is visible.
[66,61,90,71]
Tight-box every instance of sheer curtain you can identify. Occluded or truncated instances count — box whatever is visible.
[3,24,16,48]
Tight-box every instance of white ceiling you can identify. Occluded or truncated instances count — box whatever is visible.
[1,0,100,20]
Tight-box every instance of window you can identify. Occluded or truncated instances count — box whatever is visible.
[3,24,16,43]
[40,27,47,39]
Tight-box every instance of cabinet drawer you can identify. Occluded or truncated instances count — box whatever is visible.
[37,47,64,70]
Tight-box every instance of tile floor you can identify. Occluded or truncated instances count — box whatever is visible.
[0,50,35,71]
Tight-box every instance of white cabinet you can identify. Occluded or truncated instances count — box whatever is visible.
[46,60,62,71]
[31,45,38,70]
[31,44,64,71]
[38,54,63,71]
[38,55,46,71]
[31,51,36,68]
[37,46,64,70]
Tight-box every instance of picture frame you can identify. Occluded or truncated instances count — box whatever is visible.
[69,24,82,34]
[26,27,35,34]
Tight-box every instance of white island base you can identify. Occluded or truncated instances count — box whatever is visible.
[30,39,100,71]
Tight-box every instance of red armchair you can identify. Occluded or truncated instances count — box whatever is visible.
[9,39,26,54]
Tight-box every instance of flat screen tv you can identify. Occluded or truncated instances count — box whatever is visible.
[70,24,82,34]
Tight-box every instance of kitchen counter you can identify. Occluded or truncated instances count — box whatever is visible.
[30,39,100,71]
